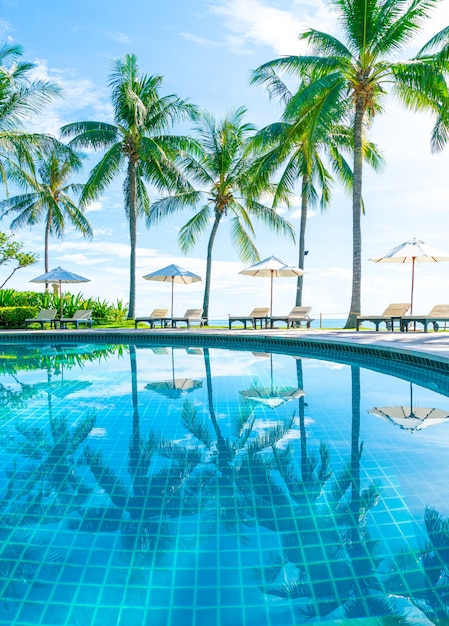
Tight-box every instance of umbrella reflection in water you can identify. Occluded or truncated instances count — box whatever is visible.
[145,347,203,399]
[240,352,305,408]
[369,382,449,432]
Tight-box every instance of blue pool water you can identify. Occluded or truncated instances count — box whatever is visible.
[1,341,449,625]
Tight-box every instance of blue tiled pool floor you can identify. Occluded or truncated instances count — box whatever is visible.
[1,342,449,625]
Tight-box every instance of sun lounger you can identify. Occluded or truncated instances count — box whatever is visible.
[270,306,314,329]
[24,309,57,329]
[356,303,411,331]
[400,304,449,332]
[229,307,270,329]
[165,309,206,329]
[135,308,169,329]
[56,310,93,329]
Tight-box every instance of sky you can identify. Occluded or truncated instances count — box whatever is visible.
[1,0,449,321]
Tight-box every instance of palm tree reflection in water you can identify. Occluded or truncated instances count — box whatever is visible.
[4,344,449,623]
[79,348,449,622]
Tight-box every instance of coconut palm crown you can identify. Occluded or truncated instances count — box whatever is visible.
[0,43,61,186]
[0,148,91,275]
[253,0,449,328]
[250,67,384,305]
[60,53,198,319]
[148,106,296,323]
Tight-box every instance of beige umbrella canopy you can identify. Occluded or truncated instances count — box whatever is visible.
[239,353,305,409]
[370,238,449,315]
[369,383,449,433]
[239,256,304,316]
[143,264,202,318]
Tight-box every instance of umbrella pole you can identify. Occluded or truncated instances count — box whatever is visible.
[270,272,273,317]
[409,382,415,417]
[59,282,63,319]
[171,278,174,318]
[410,257,415,316]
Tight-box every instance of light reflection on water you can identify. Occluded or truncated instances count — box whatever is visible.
[1,342,449,625]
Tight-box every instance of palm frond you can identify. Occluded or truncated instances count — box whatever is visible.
[229,215,259,264]
[60,121,119,149]
[178,204,211,253]
[80,143,124,206]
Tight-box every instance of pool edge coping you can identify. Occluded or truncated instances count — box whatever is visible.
[1,328,449,374]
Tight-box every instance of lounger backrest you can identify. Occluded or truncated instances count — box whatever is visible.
[183,309,203,319]
[248,307,270,317]
[288,306,312,318]
[150,308,168,318]
[381,303,411,316]
[427,304,449,317]
[73,310,92,320]
[37,309,57,320]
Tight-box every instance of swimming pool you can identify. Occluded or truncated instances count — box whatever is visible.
[1,340,449,625]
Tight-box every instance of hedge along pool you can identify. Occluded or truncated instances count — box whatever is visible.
[1,340,449,625]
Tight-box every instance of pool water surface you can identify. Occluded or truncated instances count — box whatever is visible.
[1,341,449,625]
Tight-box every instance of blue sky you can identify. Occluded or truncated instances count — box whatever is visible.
[1,0,449,320]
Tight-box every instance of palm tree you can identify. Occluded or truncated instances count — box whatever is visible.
[148,107,296,323]
[0,43,61,182]
[250,69,384,306]
[253,0,449,328]
[60,54,197,319]
[0,148,92,276]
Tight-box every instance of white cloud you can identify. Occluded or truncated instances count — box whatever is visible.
[27,58,112,135]
[0,19,13,39]
[207,0,334,55]
[290,208,318,220]
[84,200,104,214]
[181,33,224,47]
[104,31,131,44]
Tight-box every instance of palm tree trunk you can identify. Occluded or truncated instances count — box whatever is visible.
[203,348,230,472]
[129,345,141,484]
[127,159,138,320]
[44,215,51,291]
[296,175,308,306]
[344,98,365,329]
[350,365,361,520]
[202,212,221,325]
[296,359,308,481]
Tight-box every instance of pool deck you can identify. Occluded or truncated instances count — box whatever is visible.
[3,327,449,367]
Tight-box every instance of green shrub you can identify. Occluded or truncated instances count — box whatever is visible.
[0,289,16,307]
[0,306,38,329]
[0,290,130,325]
